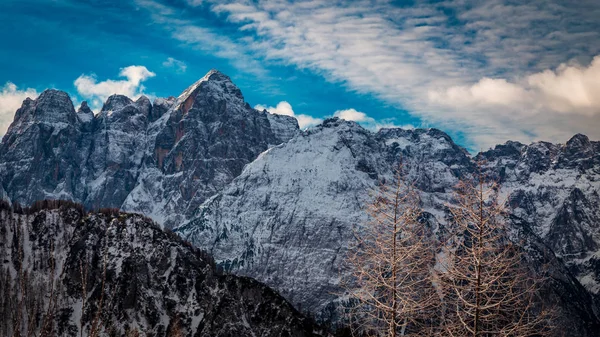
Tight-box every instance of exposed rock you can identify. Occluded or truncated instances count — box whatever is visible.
[0,70,300,228]
[0,202,326,336]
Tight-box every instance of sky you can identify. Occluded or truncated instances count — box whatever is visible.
[1,0,600,151]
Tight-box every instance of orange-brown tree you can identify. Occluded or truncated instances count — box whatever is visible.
[345,166,439,336]
[438,174,554,337]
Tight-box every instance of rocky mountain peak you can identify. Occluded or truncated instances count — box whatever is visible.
[175,69,244,115]
[25,89,76,125]
[315,117,366,135]
[76,101,94,124]
[133,95,152,117]
[557,133,598,170]
[566,133,592,151]
[101,94,133,114]
[77,100,92,114]
[36,88,72,104]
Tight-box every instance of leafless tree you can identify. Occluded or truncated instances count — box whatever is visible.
[438,172,554,337]
[344,165,439,336]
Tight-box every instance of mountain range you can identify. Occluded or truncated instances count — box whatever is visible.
[0,70,599,336]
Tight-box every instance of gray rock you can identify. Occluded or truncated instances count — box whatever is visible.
[0,70,300,229]
[0,202,325,336]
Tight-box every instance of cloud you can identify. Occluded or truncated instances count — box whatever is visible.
[163,57,187,73]
[333,108,370,122]
[430,56,600,116]
[527,56,600,114]
[206,0,600,148]
[425,56,600,148]
[0,82,38,136]
[74,65,155,108]
[334,108,414,131]
[134,0,267,77]
[255,101,322,129]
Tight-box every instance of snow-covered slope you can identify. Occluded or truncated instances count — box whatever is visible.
[176,119,473,316]
[0,201,325,336]
[176,118,600,335]
[479,134,600,299]
[0,70,299,228]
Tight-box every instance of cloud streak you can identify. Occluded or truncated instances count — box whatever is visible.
[205,0,600,148]
[163,57,187,73]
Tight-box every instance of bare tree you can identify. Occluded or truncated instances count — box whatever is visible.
[344,165,439,336]
[438,173,554,337]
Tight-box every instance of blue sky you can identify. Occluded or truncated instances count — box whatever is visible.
[1,0,600,151]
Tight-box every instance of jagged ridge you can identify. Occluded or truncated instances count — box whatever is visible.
[0,70,300,228]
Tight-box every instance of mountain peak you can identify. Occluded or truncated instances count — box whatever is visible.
[566,133,590,149]
[76,101,94,124]
[175,69,244,115]
[77,101,92,114]
[101,94,133,114]
[319,117,363,130]
[23,89,76,125]
[38,88,70,101]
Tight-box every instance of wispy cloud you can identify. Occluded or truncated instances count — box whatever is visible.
[172,25,267,76]
[204,0,600,148]
[74,65,155,110]
[135,0,268,77]
[0,82,38,135]
[163,57,187,73]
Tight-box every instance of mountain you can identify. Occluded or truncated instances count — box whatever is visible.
[0,201,325,336]
[1,70,599,335]
[0,70,299,228]
[176,118,600,335]
[175,119,476,315]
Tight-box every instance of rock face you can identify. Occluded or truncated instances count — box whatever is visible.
[0,202,325,336]
[478,134,600,301]
[121,70,299,228]
[0,70,299,228]
[176,118,600,335]
[176,119,474,316]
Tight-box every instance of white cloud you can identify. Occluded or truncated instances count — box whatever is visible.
[430,56,600,116]
[333,108,369,122]
[163,57,187,73]
[0,82,38,136]
[134,0,267,77]
[425,56,600,148]
[74,65,155,108]
[334,108,414,131]
[255,101,322,129]
[527,56,600,114]
[206,0,600,148]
